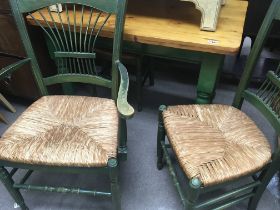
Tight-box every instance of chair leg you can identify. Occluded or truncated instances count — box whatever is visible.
[0,167,28,210]
[248,157,280,210]
[118,118,127,161]
[157,105,167,170]
[185,178,201,210]
[108,158,121,210]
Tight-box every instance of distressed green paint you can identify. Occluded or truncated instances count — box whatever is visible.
[195,182,260,209]
[54,51,96,59]
[17,0,118,14]
[95,37,223,104]
[13,184,112,197]
[233,0,280,109]
[196,53,225,104]
[108,158,121,210]
[116,61,134,119]
[243,91,280,133]
[0,58,31,79]
[157,105,166,170]
[0,167,28,210]
[161,141,187,207]
[2,1,132,209]
[157,1,280,209]
[266,71,280,88]
[43,74,112,88]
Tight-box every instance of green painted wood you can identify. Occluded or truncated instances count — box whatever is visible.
[0,58,31,79]
[0,160,109,174]
[10,168,18,177]
[233,0,280,108]
[108,158,121,210]
[161,141,187,207]
[19,170,33,184]
[195,181,260,209]
[213,193,255,210]
[54,51,96,59]
[10,0,130,100]
[231,3,280,207]
[267,70,280,88]
[156,2,280,210]
[248,149,280,210]
[196,54,224,104]
[186,178,201,210]
[13,184,112,197]
[276,7,280,20]
[116,61,134,119]
[111,0,128,101]
[4,1,131,209]
[118,118,128,161]
[17,0,118,13]
[243,91,280,134]
[10,0,48,95]
[95,37,203,64]
[157,105,166,170]
[43,74,112,88]
[0,167,28,210]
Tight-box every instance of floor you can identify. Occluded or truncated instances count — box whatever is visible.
[0,39,279,210]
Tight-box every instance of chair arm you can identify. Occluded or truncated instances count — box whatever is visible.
[116,61,135,119]
[0,58,31,80]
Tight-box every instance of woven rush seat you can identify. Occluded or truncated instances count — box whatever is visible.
[0,96,119,167]
[163,104,272,187]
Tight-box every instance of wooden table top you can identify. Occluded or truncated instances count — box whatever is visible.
[27,0,248,55]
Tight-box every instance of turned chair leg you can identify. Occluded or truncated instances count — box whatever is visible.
[108,158,121,210]
[157,105,167,170]
[185,178,201,210]
[0,167,28,210]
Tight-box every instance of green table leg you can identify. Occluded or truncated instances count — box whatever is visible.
[196,53,225,104]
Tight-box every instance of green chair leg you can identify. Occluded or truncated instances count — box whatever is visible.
[118,118,128,161]
[108,158,121,210]
[185,178,201,210]
[157,105,167,170]
[0,167,28,210]
[248,156,280,210]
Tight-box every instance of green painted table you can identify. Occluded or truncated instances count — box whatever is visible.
[27,0,248,104]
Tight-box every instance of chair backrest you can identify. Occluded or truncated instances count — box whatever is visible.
[233,0,280,135]
[9,0,127,100]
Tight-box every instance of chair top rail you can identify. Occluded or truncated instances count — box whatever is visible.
[17,0,118,14]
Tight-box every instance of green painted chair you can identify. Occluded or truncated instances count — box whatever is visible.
[156,0,280,209]
[0,0,133,209]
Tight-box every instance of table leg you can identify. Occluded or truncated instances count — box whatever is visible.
[196,54,224,104]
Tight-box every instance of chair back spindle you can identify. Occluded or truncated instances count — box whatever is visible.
[9,0,127,100]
